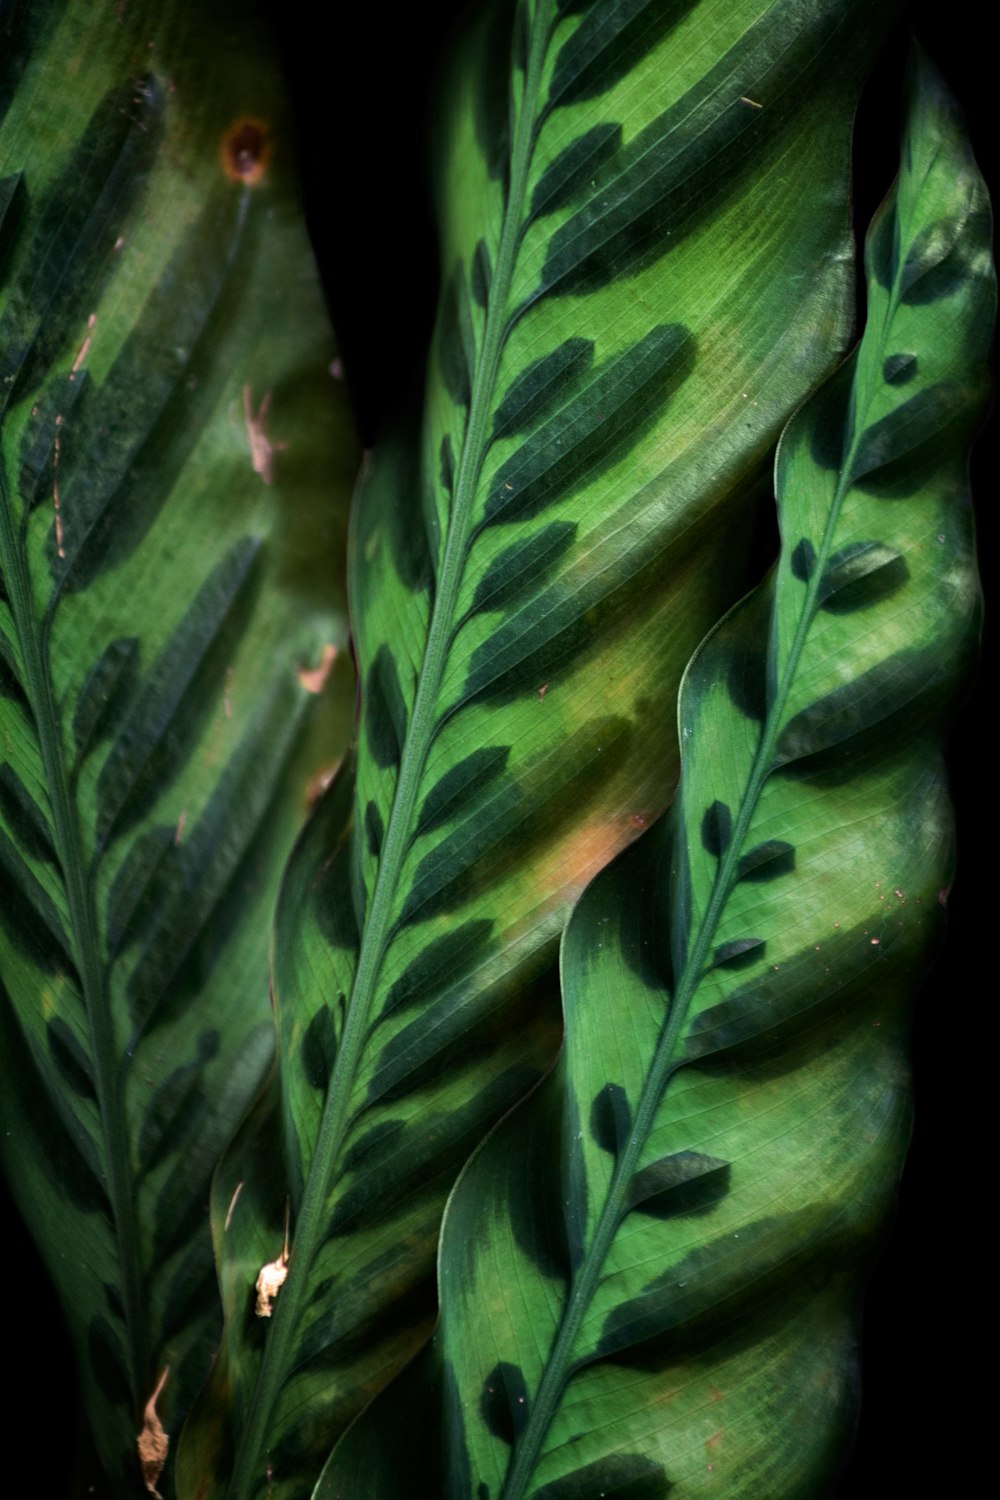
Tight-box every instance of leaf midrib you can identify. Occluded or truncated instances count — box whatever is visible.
[0,466,148,1407]
[497,194,907,1500]
[224,6,558,1495]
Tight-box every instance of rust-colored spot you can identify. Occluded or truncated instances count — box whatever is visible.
[298,643,337,695]
[243,385,285,483]
[221,118,270,185]
[255,1251,289,1318]
[137,1367,169,1498]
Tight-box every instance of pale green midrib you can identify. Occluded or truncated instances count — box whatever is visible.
[224,10,556,1499]
[499,218,905,1500]
[0,467,148,1408]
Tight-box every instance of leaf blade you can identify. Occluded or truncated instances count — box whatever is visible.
[318,50,991,1499]
[0,1,357,1488]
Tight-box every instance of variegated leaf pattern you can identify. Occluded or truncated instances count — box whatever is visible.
[318,55,991,1499]
[180,2,896,1495]
[0,1,355,1491]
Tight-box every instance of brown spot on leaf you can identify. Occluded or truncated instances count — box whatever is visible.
[255,1201,291,1317]
[71,312,97,373]
[298,643,337,694]
[137,1367,169,1498]
[221,118,270,185]
[255,1253,288,1318]
[243,386,286,484]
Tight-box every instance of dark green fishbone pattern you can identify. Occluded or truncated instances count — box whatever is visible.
[316,53,991,1500]
[184,2,894,1496]
[0,1,355,1490]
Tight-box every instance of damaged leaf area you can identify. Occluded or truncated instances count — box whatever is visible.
[255,1201,292,1317]
[138,1368,170,1499]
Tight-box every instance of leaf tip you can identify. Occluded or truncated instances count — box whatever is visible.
[137,1367,169,1499]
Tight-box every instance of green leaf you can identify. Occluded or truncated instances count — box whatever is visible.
[319,52,991,1499]
[182,1,896,1494]
[0,0,356,1490]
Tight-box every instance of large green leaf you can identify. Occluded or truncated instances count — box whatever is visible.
[320,53,992,1499]
[0,1,356,1491]
[178,2,896,1495]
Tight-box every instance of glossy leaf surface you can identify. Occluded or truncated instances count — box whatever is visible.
[180,2,897,1495]
[0,1,355,1491]
[320,55,991,1499]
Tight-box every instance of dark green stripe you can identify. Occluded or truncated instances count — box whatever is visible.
[491,337,593,438]
[485,323,694,526]
[0,77,163,410]
[818,541,908,614]
[468,521,577,617]
[548,0,699,108]
[96,537,260,844]
[415,746,511,836]
[529,123,621,219]
[71,635,139,766]
[0,762,55,862]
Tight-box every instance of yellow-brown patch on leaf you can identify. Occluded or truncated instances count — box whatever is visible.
[255,1251,288,1318]
[298,643,337,694]
[255,1202,291,1317]
[137,1367,169,1498]
[221,118,270,185]
[541,814,639,908]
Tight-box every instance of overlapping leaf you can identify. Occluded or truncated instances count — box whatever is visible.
[179,2,897,1495]
[0,1,356,1491]
[320,54,991,1498]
